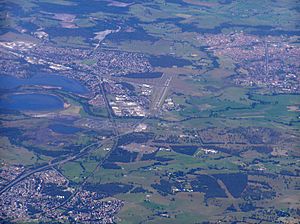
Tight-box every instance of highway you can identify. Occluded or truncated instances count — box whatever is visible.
[0,74,172,196]
[0,126,141,196]
[0,142,101,195]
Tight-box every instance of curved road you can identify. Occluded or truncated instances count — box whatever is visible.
[0,73,170,196]
[0,142,101,195]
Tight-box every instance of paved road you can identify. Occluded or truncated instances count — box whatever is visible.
[0,74,165,195]
[0,128,134,196]
[0,142,102,195]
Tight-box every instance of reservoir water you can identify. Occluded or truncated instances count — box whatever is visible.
[0,74,88,94]
[0,93,64,112]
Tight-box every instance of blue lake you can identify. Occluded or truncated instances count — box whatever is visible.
[0,93,64,112]
[0,74,88,94]
[49,124,82,134]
